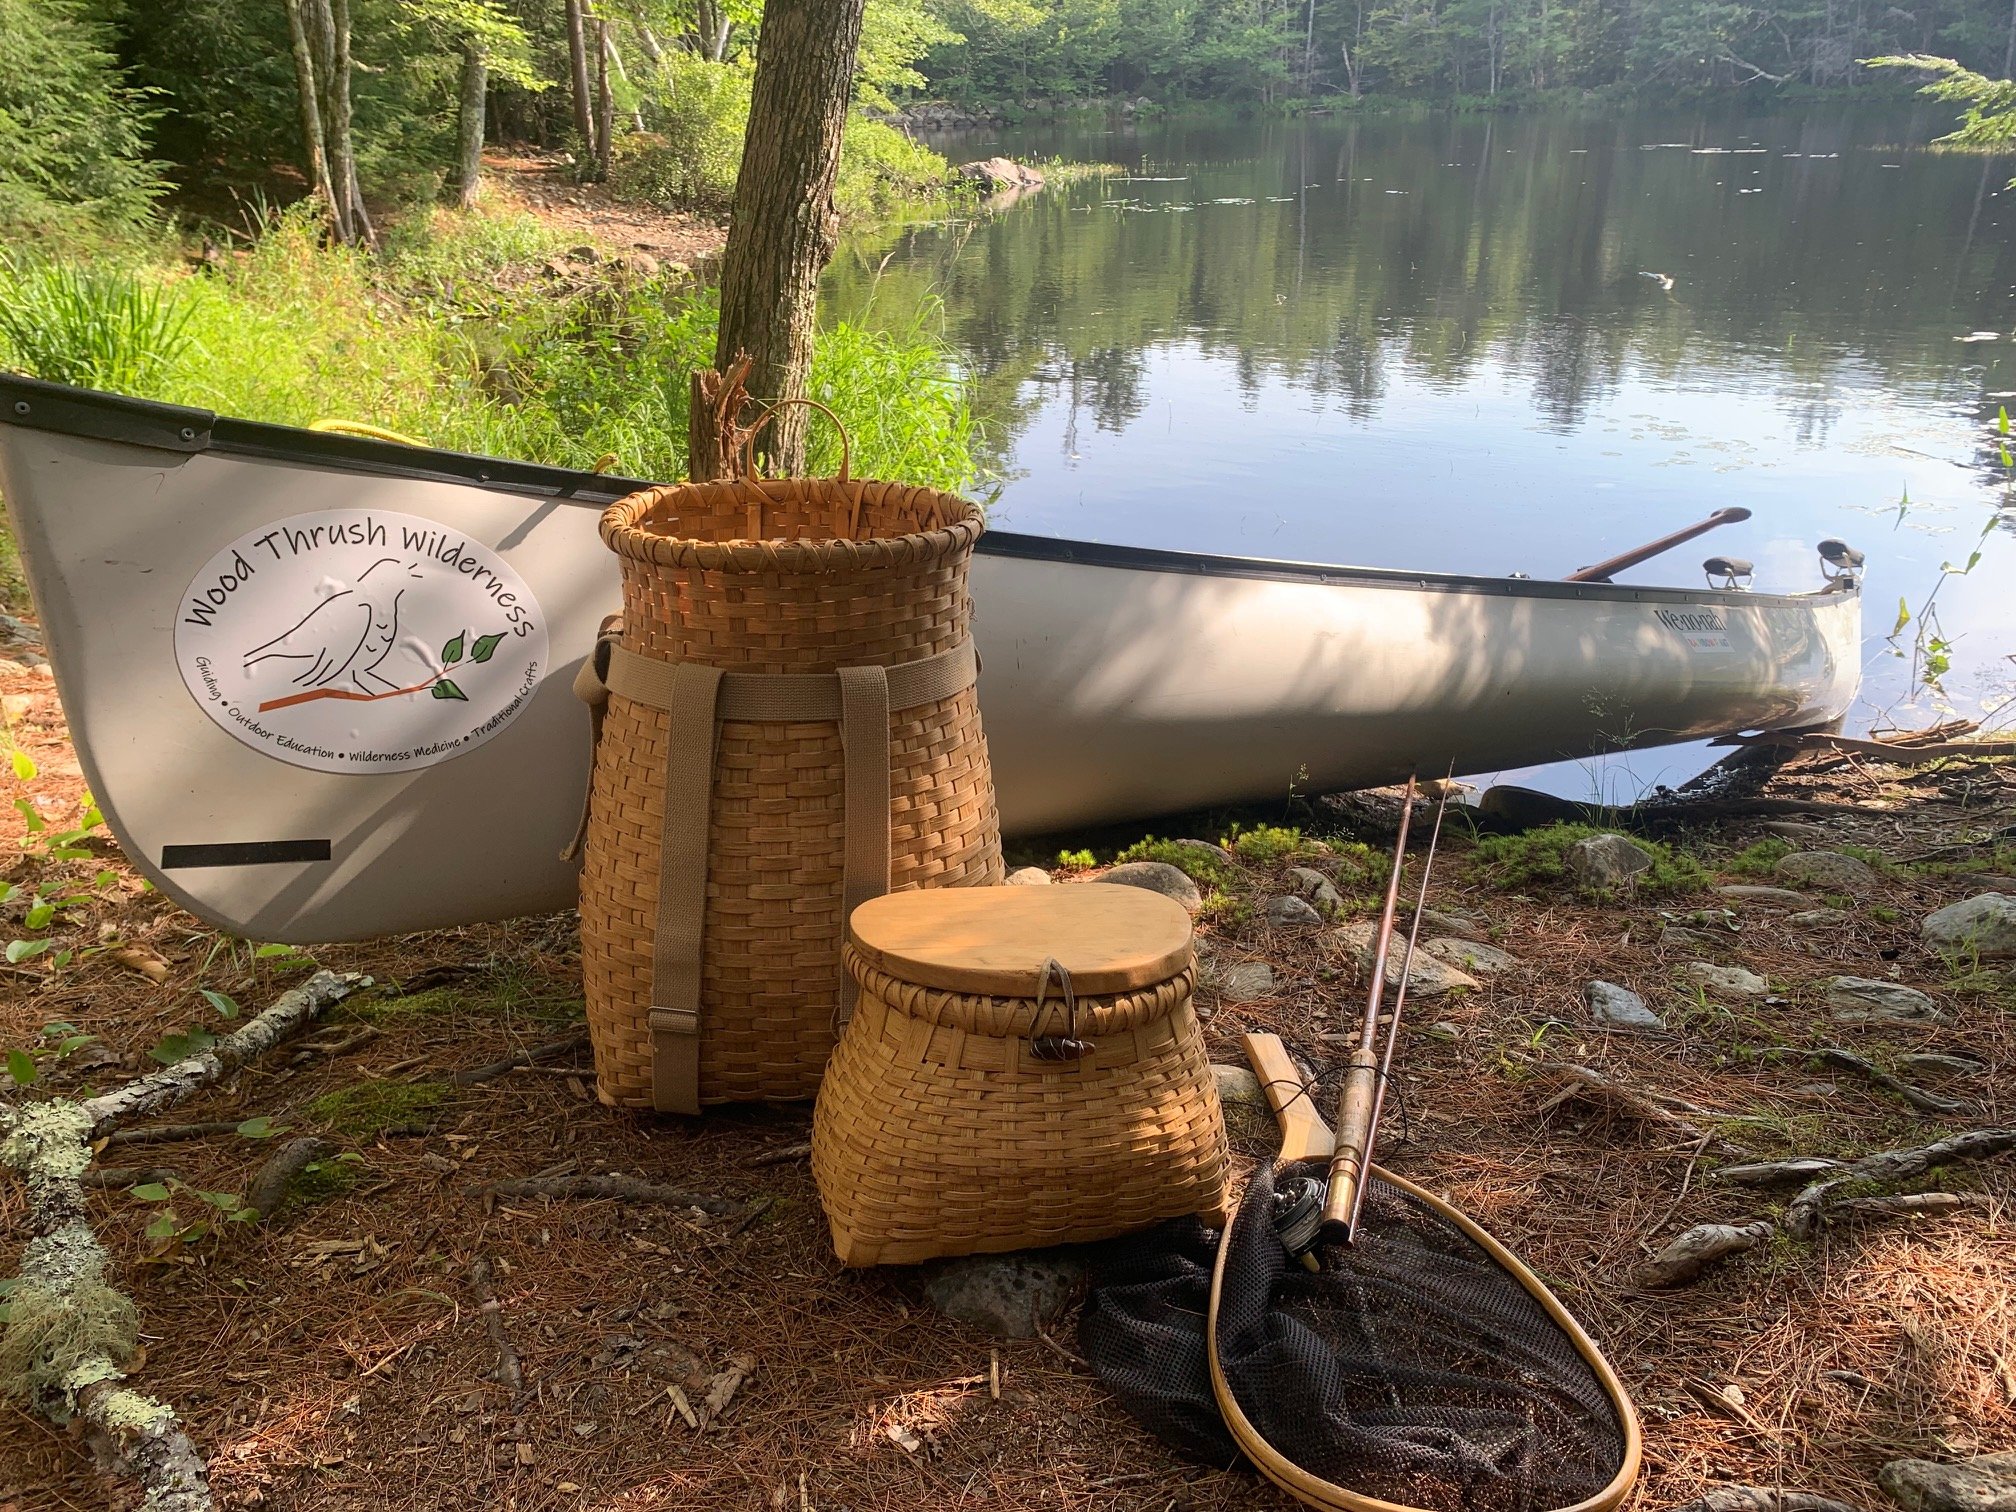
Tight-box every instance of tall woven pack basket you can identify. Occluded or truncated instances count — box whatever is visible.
[578,415,1004,1112]
[813,885,1230,1265]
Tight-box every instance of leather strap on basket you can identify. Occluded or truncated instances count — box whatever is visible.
[569,628,978,1113]
[648,661,724,1116]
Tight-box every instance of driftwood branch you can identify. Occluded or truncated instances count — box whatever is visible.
[0,970,370,1512]
[1784,1128,2016,1239]
[474,1173,742,1214]
[1637,1220,1775,1288]
[450,1028,591,1087]
[78,972,370,1140]
[1828,1192,1990,1223]
[1669,1489,1866,1512]
[467,1257,524,1397]
[1711,1157,1847,1188]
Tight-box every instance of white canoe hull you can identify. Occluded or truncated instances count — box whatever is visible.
[0,378,1861,943]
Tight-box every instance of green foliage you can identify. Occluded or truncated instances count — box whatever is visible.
[0,259,198,394]
[1724,838,1793,876]
[0,0,163,238]
[1867,55,2016,153]
[1055,847,1097,869]
[1471,823,1704,896]
[1114,837,1238,889]
[1224,823,1311,865]
[306,1079,450,1137]
[608,55,753,216]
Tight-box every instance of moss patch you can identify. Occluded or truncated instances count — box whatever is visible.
[348,986,468,1026]
[1723,838,1792,876]
[304,1079,449,1138]
[1470,823,1704,897]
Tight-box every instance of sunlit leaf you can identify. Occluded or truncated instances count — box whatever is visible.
[1893,597,1911,635]
[8,750,33,782]
[5,940,49,963]
[200,988,239,1019]
[13,798,44,833]
[23,903,54,931]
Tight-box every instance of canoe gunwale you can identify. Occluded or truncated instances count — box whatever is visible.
[0,372,1858,612]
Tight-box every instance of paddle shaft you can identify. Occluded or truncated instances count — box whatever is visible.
[1320,775,1416,1241]
[1565,507,1751,584]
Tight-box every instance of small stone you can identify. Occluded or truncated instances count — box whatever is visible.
[1327,924,1479,998]
[1422,937,1516,974]
[1216,961,1276,1002]
[1416,907,1486,942]
[1776,850,1882,895]
[1717,885,1813,908]
[1922,893,2016,960]
[1096,861,1202,912]
[1880,1451,2016,1512]
[1658,925,1720,952]
[1681,962,1769,998]
[1787,909,1847,927]
[1584,980,1663,1030]
[922,1251,1085,1340]
[1005,866,1051,886]
[1265,895,1323,926]
[1167,837,1234,859]
[1564,834,1654,891]
[1759,820,1835,841]
[1212,1063,1264,1106]
[1284,866,1344,915]
[1970,874,2016,892]
[1821,976,1942,1024]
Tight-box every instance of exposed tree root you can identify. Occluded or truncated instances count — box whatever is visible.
[0,970,370,1512]
[1783,1127,2016,1238]
[1535,1061,1751,1158]
[1749,1046,1970,1116]
[450,1027,591,1087]
[474,1173,742,1214]
[467,1256,525,1398]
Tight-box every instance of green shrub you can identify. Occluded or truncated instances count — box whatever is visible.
[608,56,753,216]
[1056,848,1097,870]
[0,0,164,238]
[1115,837,1237,890]
[1224,824,1310,865]
[1471,823,1704,897]
[835,116,953,219]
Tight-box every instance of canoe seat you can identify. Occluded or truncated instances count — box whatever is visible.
[1702,555,1753,587]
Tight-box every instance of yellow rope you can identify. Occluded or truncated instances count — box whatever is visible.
[307,419,429,447]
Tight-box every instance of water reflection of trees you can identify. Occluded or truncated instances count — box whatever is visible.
[823,107,2016,472]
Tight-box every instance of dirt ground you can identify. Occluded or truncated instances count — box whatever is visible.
[2,625,2013,1511]
[483,150,727,272]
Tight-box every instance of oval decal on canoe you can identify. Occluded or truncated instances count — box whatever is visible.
[173,509,549,774]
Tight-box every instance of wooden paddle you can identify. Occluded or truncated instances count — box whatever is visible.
[1565,506,1751,583]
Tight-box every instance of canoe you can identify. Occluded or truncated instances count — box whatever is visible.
[0,374,1862,943]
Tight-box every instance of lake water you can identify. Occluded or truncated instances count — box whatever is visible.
[826,107,2016,800]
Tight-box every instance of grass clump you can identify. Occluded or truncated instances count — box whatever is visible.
[1223,824,1311,866]
[1471,823,1704,897]
[305,1079,449,1138]
[1115,837,1237,890]
[1724,838,1792,877]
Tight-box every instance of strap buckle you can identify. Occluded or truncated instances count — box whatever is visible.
[648,1005,699,1037]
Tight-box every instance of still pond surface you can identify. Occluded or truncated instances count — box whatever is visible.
[827,107,2016,799]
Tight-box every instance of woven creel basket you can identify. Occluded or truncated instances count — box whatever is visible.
[812,885,1230,1265]
[579,419,1004,1112]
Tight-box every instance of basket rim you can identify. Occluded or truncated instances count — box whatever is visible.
[601,480,984,571]
[844,946,1197,1038]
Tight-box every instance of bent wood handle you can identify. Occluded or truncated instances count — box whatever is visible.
[1318,1050,1380,1242]
[1242,1032,1333,1163]
[1566,506,1752,584]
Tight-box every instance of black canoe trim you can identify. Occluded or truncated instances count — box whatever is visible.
[0,372,1856,610]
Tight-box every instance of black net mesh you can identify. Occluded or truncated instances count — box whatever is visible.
[1081,1160,1629,1512]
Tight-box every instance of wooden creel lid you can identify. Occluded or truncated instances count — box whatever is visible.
[847,885,1194,998]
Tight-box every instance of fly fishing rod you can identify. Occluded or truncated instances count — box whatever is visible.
[1318,771,1455,1246]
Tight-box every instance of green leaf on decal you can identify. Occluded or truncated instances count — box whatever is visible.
[469,632,505,664]
[441,632,465,666]
[431,679,467,702]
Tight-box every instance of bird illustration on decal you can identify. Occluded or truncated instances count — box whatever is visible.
[243,556,423,694]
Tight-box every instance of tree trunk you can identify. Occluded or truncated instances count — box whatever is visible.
[565,0,596,150]
[455,44,488,208]
[700,0,868,478]
[329,0,373,244]
[281,0,336,228]
[2004,0,2015,79]
[594,19,615,180]
[697,0,732,62]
